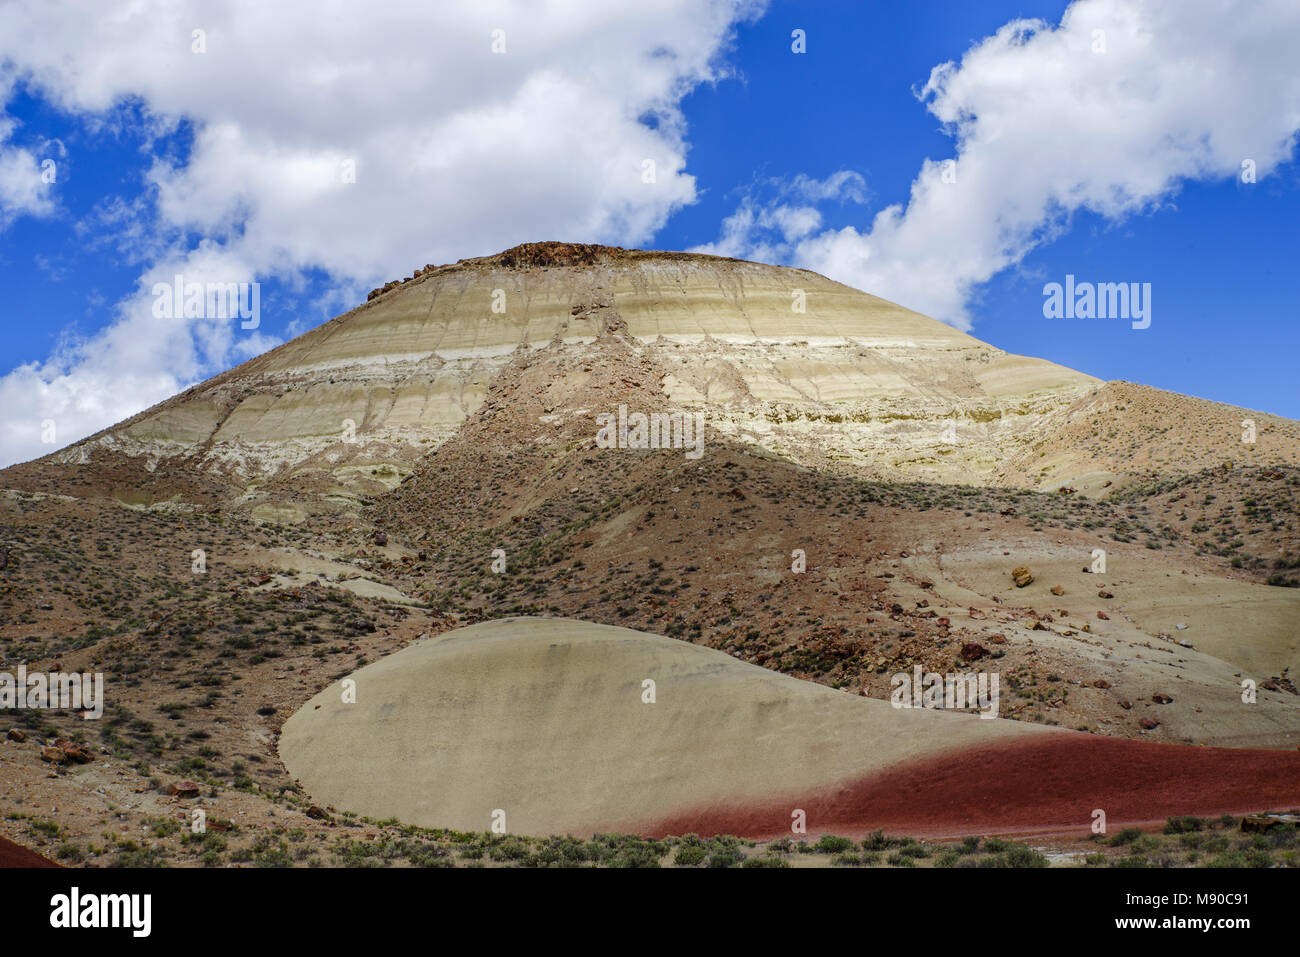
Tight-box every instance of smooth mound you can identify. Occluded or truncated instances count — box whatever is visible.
[281,617,1300,838]
[280,617,1043,836]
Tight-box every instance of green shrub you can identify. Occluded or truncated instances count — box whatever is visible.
[814,834,854,854]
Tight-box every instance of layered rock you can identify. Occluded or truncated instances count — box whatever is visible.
[22,242,1300,509]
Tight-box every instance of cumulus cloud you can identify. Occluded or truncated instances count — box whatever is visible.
[0,0,765,465]
[691,170,868,261]
[710,0,1300,329]
[0,116,57,225]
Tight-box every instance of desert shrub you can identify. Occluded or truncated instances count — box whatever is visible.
[1108,827,1144,846]
[814,834,854,854]
[742,854,791,868]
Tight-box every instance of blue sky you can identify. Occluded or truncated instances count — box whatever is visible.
[662,0,1300,416]
[0,0,1297,466]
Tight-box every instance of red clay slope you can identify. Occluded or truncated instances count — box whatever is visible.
[642,734,1300,839]
[0,836,59,868]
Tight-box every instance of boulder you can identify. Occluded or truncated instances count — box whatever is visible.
[1241,814,1300,833]
[56,739,93,764]
[1011,566,1034,588]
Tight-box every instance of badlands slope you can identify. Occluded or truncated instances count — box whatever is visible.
[281,617,1300,838]
[13,242,1297,514]
[3,242,1298,862]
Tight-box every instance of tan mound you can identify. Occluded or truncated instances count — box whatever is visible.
[279,617,1045,836]
[27,243,1112,499]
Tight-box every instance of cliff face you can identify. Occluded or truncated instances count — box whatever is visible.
[14,242,1297,512]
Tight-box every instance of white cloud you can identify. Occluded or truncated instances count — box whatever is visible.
[0,0,765,466]
[0,243,279,467]
[0,116,56,225]
[710,0,1300,329]
[691,170,867,260]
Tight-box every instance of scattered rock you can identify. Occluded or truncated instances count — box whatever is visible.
[1050,585,1064,596]
[6,728,25,742]
[1139,717,1160,730]
[960,642,990,662]
[1096,610,1109,620]
[1093,679,1111,689]
[40,746,66,764]
[1011,566,1034,588]
[56,739,93,764]
[968,607,986,620]
[372,531,388,546]
[1098,590,1113,599]
[167,781,201,799]
[256,705,277,716]
[306,805,329,821]
[1152,693,1173,704]
[1241,814,1300,833]
[1119,700,1133,710]
[988,633,1007,644]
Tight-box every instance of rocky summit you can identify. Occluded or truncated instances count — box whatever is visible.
[12,242,1297,520]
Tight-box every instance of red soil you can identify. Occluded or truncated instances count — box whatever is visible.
[642,734,1300,840]
[0,836,58,868]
